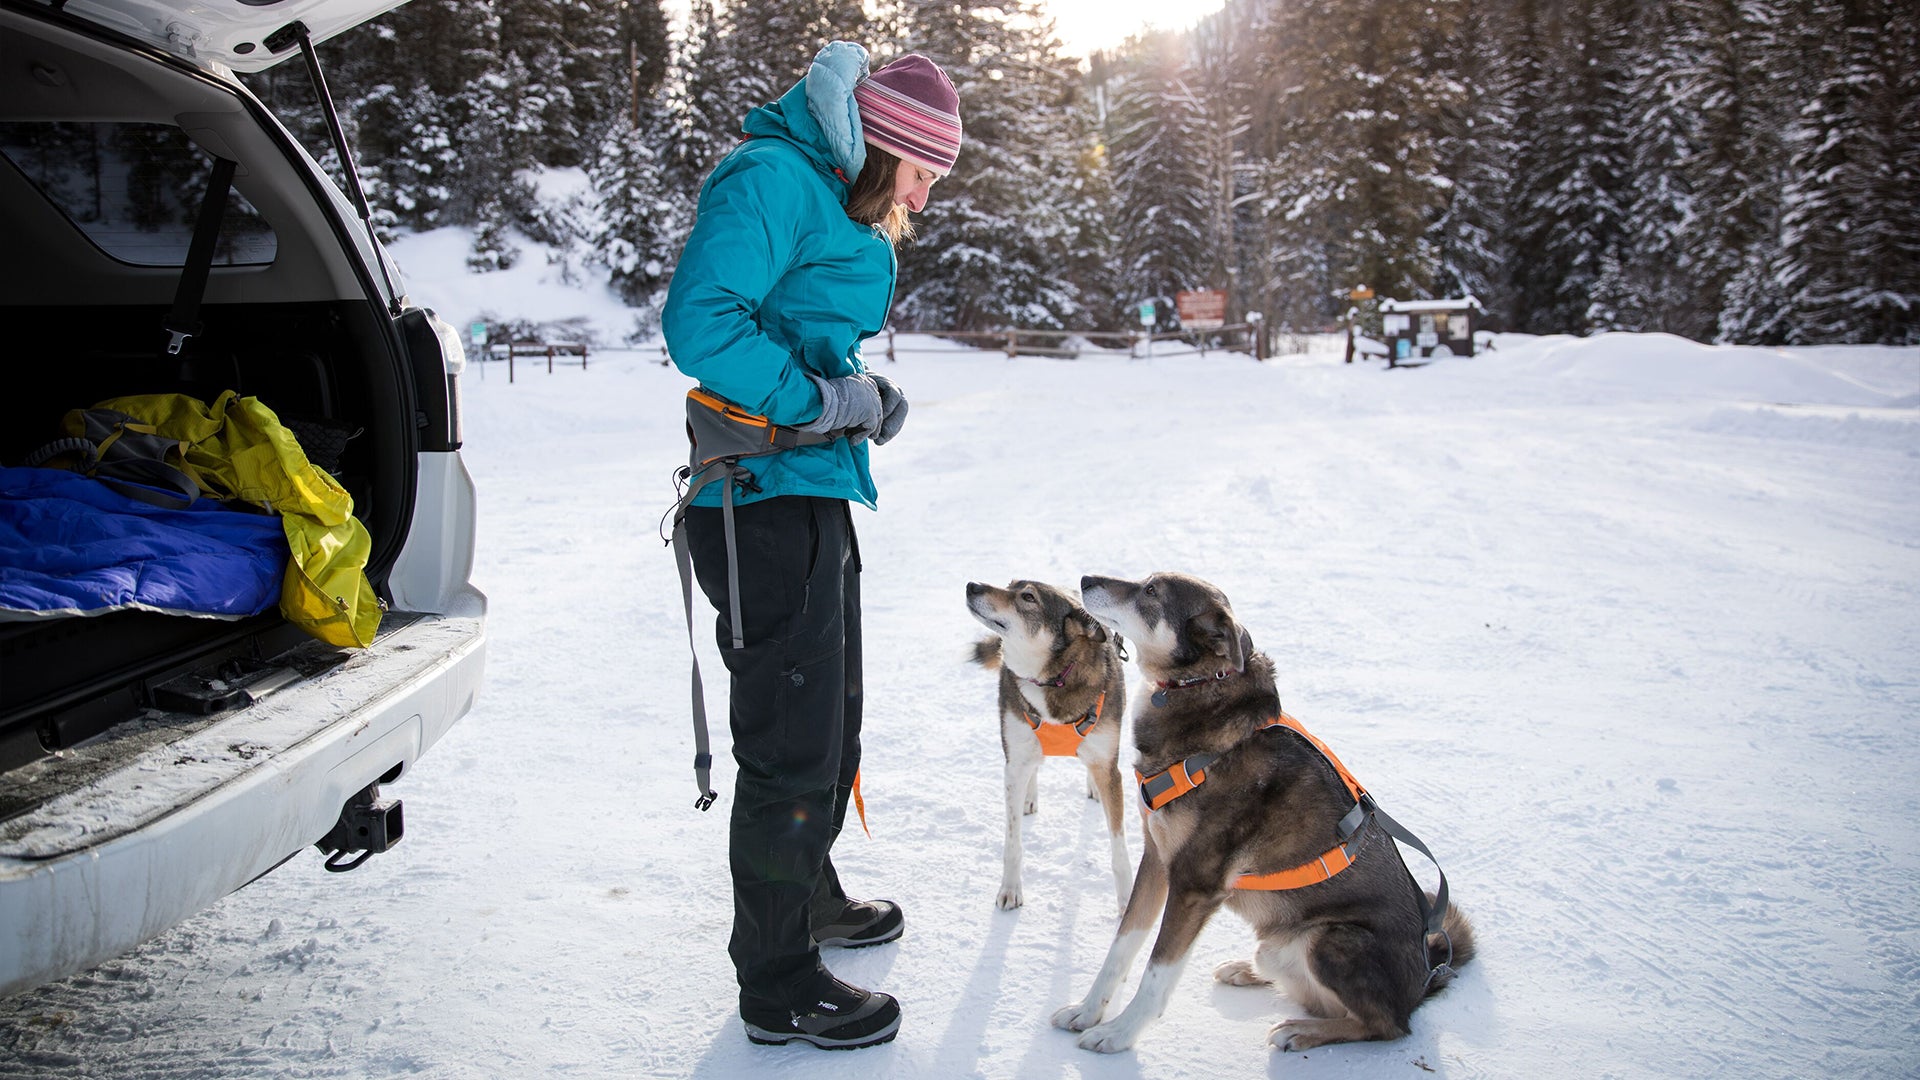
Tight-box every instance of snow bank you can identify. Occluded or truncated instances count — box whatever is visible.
[1485,331,1917,407]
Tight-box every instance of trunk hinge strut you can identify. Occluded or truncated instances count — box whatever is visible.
[275,21,402,317]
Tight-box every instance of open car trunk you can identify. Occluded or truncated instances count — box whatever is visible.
[0,299,419,771]
[0,2,427,773]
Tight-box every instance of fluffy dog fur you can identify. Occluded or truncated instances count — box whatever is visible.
[966,580,1131,912]
[1053,572,1475,1054]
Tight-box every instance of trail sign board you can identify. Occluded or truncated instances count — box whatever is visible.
[1175,289,1227,329]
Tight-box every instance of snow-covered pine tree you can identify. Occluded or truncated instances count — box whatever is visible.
[706,0,869,141]
[458,46,529,270]
[1761,0,1920,344]
[890,0,1102,330]
[593,106,688,324]
[379,85,460,229]
[666,0,740,192]
[1429,0,1516,311]
[1247,0,1462,327]
[1589,0,1699,334]
[1103,31,1217,311]
[1668,0,1783,343]
[552,0,629,168]
[1507,0,1631,333]
[1185,9,1256,321]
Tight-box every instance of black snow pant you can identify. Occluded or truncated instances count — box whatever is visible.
[685,495,863,1015]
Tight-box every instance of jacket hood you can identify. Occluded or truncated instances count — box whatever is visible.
[741,40,870,191]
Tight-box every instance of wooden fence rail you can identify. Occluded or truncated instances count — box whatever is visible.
[484,340,588,383]
[878,324,1269,362]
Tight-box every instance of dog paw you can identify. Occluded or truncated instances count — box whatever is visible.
[997,884,1024,910]
[1052,1001,1101,1031]
[1023,798,1037,816]
[1077,1022,1137,1053]
[1268,1020,1322,1052]
[1214,959,1270,986]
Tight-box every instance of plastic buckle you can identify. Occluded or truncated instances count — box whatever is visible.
[695,789,717,812]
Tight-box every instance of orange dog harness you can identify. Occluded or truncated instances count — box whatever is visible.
[1135,712,1371,891]
[1136,710,1459,984]
[1020,691,1107,756]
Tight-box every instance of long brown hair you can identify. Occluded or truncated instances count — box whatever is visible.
[844,145,914,246]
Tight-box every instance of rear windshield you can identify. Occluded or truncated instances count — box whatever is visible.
[0,121,277,266]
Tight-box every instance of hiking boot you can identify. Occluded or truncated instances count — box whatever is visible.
[741,975,901,1050]
[812,898,904,949]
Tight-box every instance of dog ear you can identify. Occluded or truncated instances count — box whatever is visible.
[1068,609,1109,643]
[1190,608,1248,672]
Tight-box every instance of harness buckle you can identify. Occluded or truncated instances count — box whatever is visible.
[695,789,718,812]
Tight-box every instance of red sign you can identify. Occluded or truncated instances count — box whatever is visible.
[1176,290,1228,329]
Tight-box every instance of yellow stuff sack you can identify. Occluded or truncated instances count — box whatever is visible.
[75,391,381,648]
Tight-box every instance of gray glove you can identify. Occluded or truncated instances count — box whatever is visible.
[800,373,883,443]
[870,373,908,445]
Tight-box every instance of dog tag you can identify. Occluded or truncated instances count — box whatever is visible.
[1150,689,1169,708]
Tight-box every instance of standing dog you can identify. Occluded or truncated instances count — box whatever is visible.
[966,580,1132,912]
[1053,572,1474,1054]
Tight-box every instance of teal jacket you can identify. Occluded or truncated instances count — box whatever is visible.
[663,42,895,509]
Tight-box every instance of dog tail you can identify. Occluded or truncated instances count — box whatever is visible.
[1423,897,1476,995]
[970,637,1002,670]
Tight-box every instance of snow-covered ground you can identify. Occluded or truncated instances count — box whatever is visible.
[2,239,1918,1077]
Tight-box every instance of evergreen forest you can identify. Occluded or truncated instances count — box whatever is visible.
[244,0,1920,345]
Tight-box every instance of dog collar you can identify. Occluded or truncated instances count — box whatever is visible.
[1023,660,1074,688]
[1150,667,1237,707]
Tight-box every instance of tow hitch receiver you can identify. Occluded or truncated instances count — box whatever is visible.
[316,781,404,872]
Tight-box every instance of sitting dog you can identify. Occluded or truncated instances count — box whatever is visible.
[1053,572,1474,1054]
[966,580,1131,912]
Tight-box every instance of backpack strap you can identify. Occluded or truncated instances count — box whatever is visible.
[24,429,200,510]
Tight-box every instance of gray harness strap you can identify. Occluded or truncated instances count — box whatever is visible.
[668,458,738,811]
[666,389,840,811]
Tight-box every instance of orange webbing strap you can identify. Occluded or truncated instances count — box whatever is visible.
[1137,713,1287,811]
[852,770,870,838]
[1233,713,1369,891]
[1233,840,1357,890]
[1136,756,1211,811]
[1270,712,1365,804]
[1025,692,1106,757]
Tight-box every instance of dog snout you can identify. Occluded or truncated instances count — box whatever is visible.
[966,581,987,597]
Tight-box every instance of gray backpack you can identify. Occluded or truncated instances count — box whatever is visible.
[26,408,203,509]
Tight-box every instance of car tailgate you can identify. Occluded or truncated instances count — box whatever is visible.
[0,609,484,995]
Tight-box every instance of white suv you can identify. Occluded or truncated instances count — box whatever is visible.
[0,0,485,996]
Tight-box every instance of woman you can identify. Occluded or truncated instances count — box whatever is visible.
[661,43,961,1051]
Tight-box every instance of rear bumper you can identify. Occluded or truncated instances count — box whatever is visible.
[0,610,485,998]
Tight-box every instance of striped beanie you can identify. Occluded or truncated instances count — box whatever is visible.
[853,55,962,176]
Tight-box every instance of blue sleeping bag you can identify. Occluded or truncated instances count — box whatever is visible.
[0,466,288,620]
